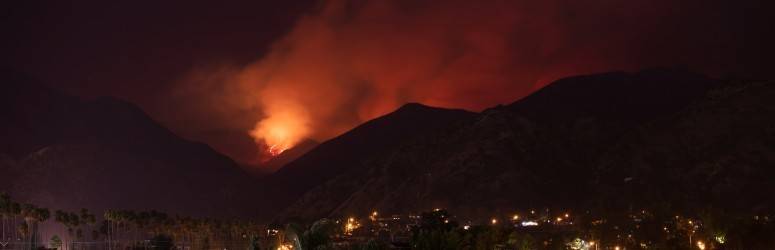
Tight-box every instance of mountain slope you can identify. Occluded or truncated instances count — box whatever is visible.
[0,70,262,217]
[593,80,775,211]
[259,103,477,220]
[277,69,772,222]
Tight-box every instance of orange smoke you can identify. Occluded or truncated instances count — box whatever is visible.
[177,0,743,166]
[238,0,542,155]
[238,0,625,156]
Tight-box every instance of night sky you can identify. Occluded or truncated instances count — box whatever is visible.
[3,0,773,168]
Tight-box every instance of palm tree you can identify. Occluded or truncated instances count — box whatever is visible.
[0,193,11,244]
[9,202,21,242]
[54,210,68,250]
[50,235,63,250]
[79,209,96,231]
[103,210,116,250]
[0,195,21,247]
[20,204,34,248]
[62,210,85,250]
[135,211,148,243]
[36,208,50,245]
[17,223,29,248]
[74,208,96,250]
[19,204,49,250]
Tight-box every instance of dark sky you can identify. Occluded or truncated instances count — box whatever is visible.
[3,0,774,168]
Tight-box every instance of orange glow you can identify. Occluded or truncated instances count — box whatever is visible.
[249,101,310,157]
[267,144,287,156]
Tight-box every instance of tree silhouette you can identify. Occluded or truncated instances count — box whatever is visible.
[49,235,62,249]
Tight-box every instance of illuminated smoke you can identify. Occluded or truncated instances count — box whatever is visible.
[178,0,750,165]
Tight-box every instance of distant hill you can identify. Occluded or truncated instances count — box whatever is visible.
[277,69,774,222]
[257,102,477,221]
[0,70,262,217]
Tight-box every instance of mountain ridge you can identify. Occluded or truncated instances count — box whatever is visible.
[276,69,773,222]
[0,70,262,217]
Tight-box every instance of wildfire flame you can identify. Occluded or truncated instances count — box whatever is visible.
[267,144,288,156]
[249,102,310,158]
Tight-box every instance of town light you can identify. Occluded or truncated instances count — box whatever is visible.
[521,221,538,226]
[696,240,706,250]
[588,241,598,250]
[568,238,586,250]
[512,214,520,220]
[714,234,726,244]
[344,217,360,235]
[491,218,498,225]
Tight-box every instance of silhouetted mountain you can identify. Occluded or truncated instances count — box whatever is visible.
[258,102,477,221]
[277,69,774,222]
[507,68,715,124]
[0,70,261,217]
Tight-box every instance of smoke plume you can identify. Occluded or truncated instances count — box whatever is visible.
[177,0,771,165]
